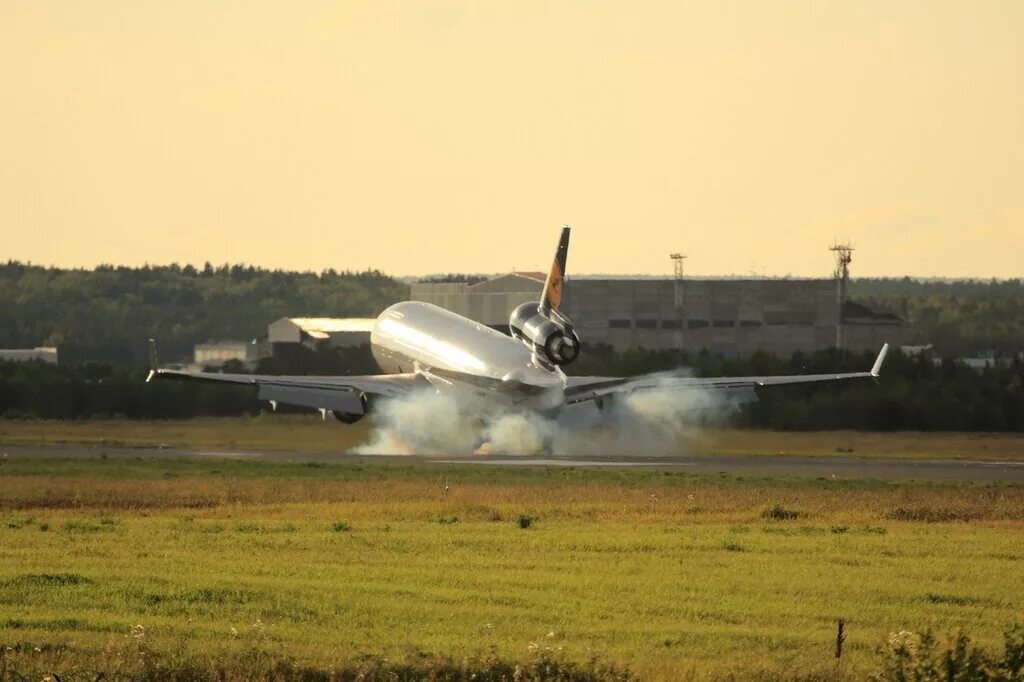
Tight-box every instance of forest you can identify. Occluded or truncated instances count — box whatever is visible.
[2,345,1022,431]
[0,261,407,364]
[850,276,1024,355]
[1,263,1022,430]
[1,262,1021,362]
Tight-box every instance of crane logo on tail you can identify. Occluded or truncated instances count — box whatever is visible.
[541,225,571,314]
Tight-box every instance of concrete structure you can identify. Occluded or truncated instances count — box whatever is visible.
[267,317,376,350]
[841,301,903,354]
[0,347,58,363]
[410,273,546,328]
[193,341,260,368]
[412,276,902,356]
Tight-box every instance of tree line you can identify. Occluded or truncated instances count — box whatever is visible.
[0,261,407,365]
[3,346,1022,431]
[851,277,1024,356]
[1,263,1022,361]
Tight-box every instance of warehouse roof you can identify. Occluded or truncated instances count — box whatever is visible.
[842,301,903,324]
[286,318,376,339]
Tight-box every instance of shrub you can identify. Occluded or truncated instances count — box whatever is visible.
[870,624,1024,681]
[885,506,981,523]
[2,573,93,588]
[925,593,979,606]
[62,520,110,533]
[517,514,535,529]
[761,505,800,521]
[0,646,634,681]
[331,521,352,532]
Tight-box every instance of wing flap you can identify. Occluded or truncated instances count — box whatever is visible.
[148,368,426,411]
[258,384,366,414]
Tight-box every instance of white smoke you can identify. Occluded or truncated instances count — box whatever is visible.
[352,380,731,457]
[352,390,480,455]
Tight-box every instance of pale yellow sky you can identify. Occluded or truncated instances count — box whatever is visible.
[1,1,1022,277]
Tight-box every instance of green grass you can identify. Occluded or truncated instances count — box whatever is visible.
[0,455,1022,679]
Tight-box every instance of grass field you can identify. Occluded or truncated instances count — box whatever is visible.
[1,453,1022,679]
[3,415,1024,460]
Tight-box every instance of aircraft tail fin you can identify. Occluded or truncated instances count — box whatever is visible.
[540,225,571,314]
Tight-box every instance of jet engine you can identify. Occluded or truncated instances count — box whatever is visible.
[509,302,580,366]
[331,410,364,424]
[330,392,370,424]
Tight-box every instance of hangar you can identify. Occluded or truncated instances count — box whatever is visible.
[0,347,58,364]
[411,275,902,355]
[267,317,376,350]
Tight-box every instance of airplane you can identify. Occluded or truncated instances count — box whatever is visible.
[147,226,888,428]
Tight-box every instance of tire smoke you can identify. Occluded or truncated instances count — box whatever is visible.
[351,381,731,456]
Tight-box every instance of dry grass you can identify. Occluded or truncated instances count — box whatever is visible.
[0,414,371,452]
[0,468,1022,525]
[1,455,1022,679]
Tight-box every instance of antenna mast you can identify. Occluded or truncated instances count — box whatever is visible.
[670,253,687,351]
[829,242,854,349]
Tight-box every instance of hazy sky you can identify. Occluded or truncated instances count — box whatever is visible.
[2,1,1022,277]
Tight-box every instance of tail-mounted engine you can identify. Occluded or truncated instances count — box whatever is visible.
[509,302,581,367]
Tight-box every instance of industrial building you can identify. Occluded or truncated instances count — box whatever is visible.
[411,275,902,356]
[193,341,260,368]
[267,317,376,350]
[0,347,58,364]
[190,319,376,369]
[410,273,548,328]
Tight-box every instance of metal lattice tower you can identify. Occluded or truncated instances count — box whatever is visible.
[829,243,854,349]
[670,253,687,350]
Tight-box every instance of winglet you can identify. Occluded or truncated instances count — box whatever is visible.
[540,225,571,314]
[146,339,159,382]
[871,343,889,378]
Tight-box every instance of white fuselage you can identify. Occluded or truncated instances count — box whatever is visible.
[370,301,566,411]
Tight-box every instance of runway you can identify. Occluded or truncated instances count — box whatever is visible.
[444,454,1024,481]
[2,444,1022,482]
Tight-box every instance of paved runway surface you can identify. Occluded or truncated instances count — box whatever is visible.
[2,444,1023,481]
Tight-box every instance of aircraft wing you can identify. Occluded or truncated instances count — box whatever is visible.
[564,343,888,406]
[145,341,424,415]
[147,367,425,414]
